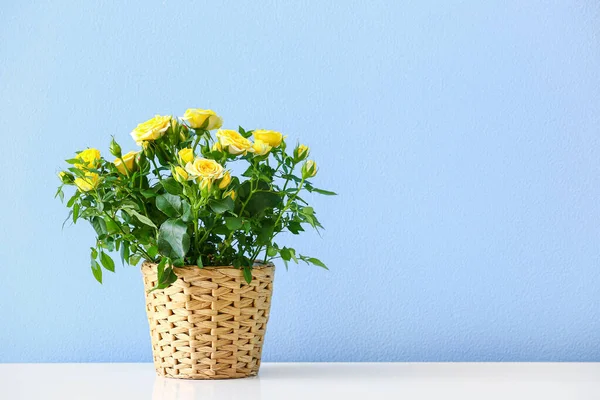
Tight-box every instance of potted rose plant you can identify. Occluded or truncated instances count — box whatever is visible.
[56,109,335,379]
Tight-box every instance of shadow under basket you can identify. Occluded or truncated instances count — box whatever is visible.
[141,261,275,379]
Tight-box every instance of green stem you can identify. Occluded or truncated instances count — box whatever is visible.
[273,177,305,235]
[93,184,154,261]
[198,229,211,246]
[279,159,298,194]
[103,211,153,261]
[150,159,163,183]
[192,130,205,153]
[250,245,264,264]
[238,181,255,217]
[193,213,200,249]
[117,183,154,233]
[220,176,259,256]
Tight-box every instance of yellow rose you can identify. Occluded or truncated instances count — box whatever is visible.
[181,109,223,130]
[200,179,212,190]
[114,151,139,175]
[74,173,100,192]
[252,139,272,156]
[141,141,155,158]
[173,166,189,183]
[225,189,236,200]
[185,158,224,182]
[252,129,284,147]
[178,148,194,164]
[76,148,101,169]
[58,171,74,184]
[130,115,171,145]
[294,144,309,161]
[216,129,253,155]
[218,171,232,189]
[211,142,222,152]
[302,160,317,178]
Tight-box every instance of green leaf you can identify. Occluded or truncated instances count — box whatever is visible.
[212,224,230,235]
[105,218,119,234]
[91,260,102,284]
[121,210,132,224]
[72,203,80,223]
[102,239,115,252]
[68,167,86,178]
[237,180,251,199]
[280,247,292,261]
[294,195,309,205]
[280,247,297,263]
[165,267,178,284]
[156,193,182,218]
[129,254,142,265]
[208,197,235,214]
[312,188,337,196]
[163,267,178,286]
[239,126,252,138]
[101,191,115,202]
[245,191,282,216]
[65,157,83,165]
[287,221,304,234]
[152,264,178,291]
[171,258,184,267]
[141,189,158,198]
[301,206,314,216]
[289,248,298,263]
[156,258,168,283]
[225,217,243,230]
[196,255,204,268]
[120,241,130,265]
[243,266,252,284]
[155,193,191,222]
[241,166,254,177]
[307,257,328,270]
[147,246,159,259]
[181,201,192,222]
[127,209,157,229]
[158,219,190,260]
[299,206,323,229]
[161,178,182,195]
[55,187,64,202]
[100,252,115,272]
[256,220,275,245]
[66,193,78,208]
[280,173,302,183]
[91,217,108,236]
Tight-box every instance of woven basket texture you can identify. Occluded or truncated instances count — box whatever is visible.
[141,261,274,379]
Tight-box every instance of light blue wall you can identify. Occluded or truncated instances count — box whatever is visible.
[1,0,599,362]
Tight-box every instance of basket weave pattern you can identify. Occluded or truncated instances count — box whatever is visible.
[141,261,274,379]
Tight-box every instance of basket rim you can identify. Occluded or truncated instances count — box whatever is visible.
[141,260,275,270]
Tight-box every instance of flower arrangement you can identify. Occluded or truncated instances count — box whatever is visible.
[56,109,335,288]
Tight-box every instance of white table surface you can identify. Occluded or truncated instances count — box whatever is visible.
[1,362,599,400]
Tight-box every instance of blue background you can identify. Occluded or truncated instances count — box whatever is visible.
[1,1,599,362]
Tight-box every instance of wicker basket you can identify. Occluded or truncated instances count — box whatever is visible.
[141,261,275,379]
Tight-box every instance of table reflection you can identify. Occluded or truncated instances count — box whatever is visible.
[152,375,262,400]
